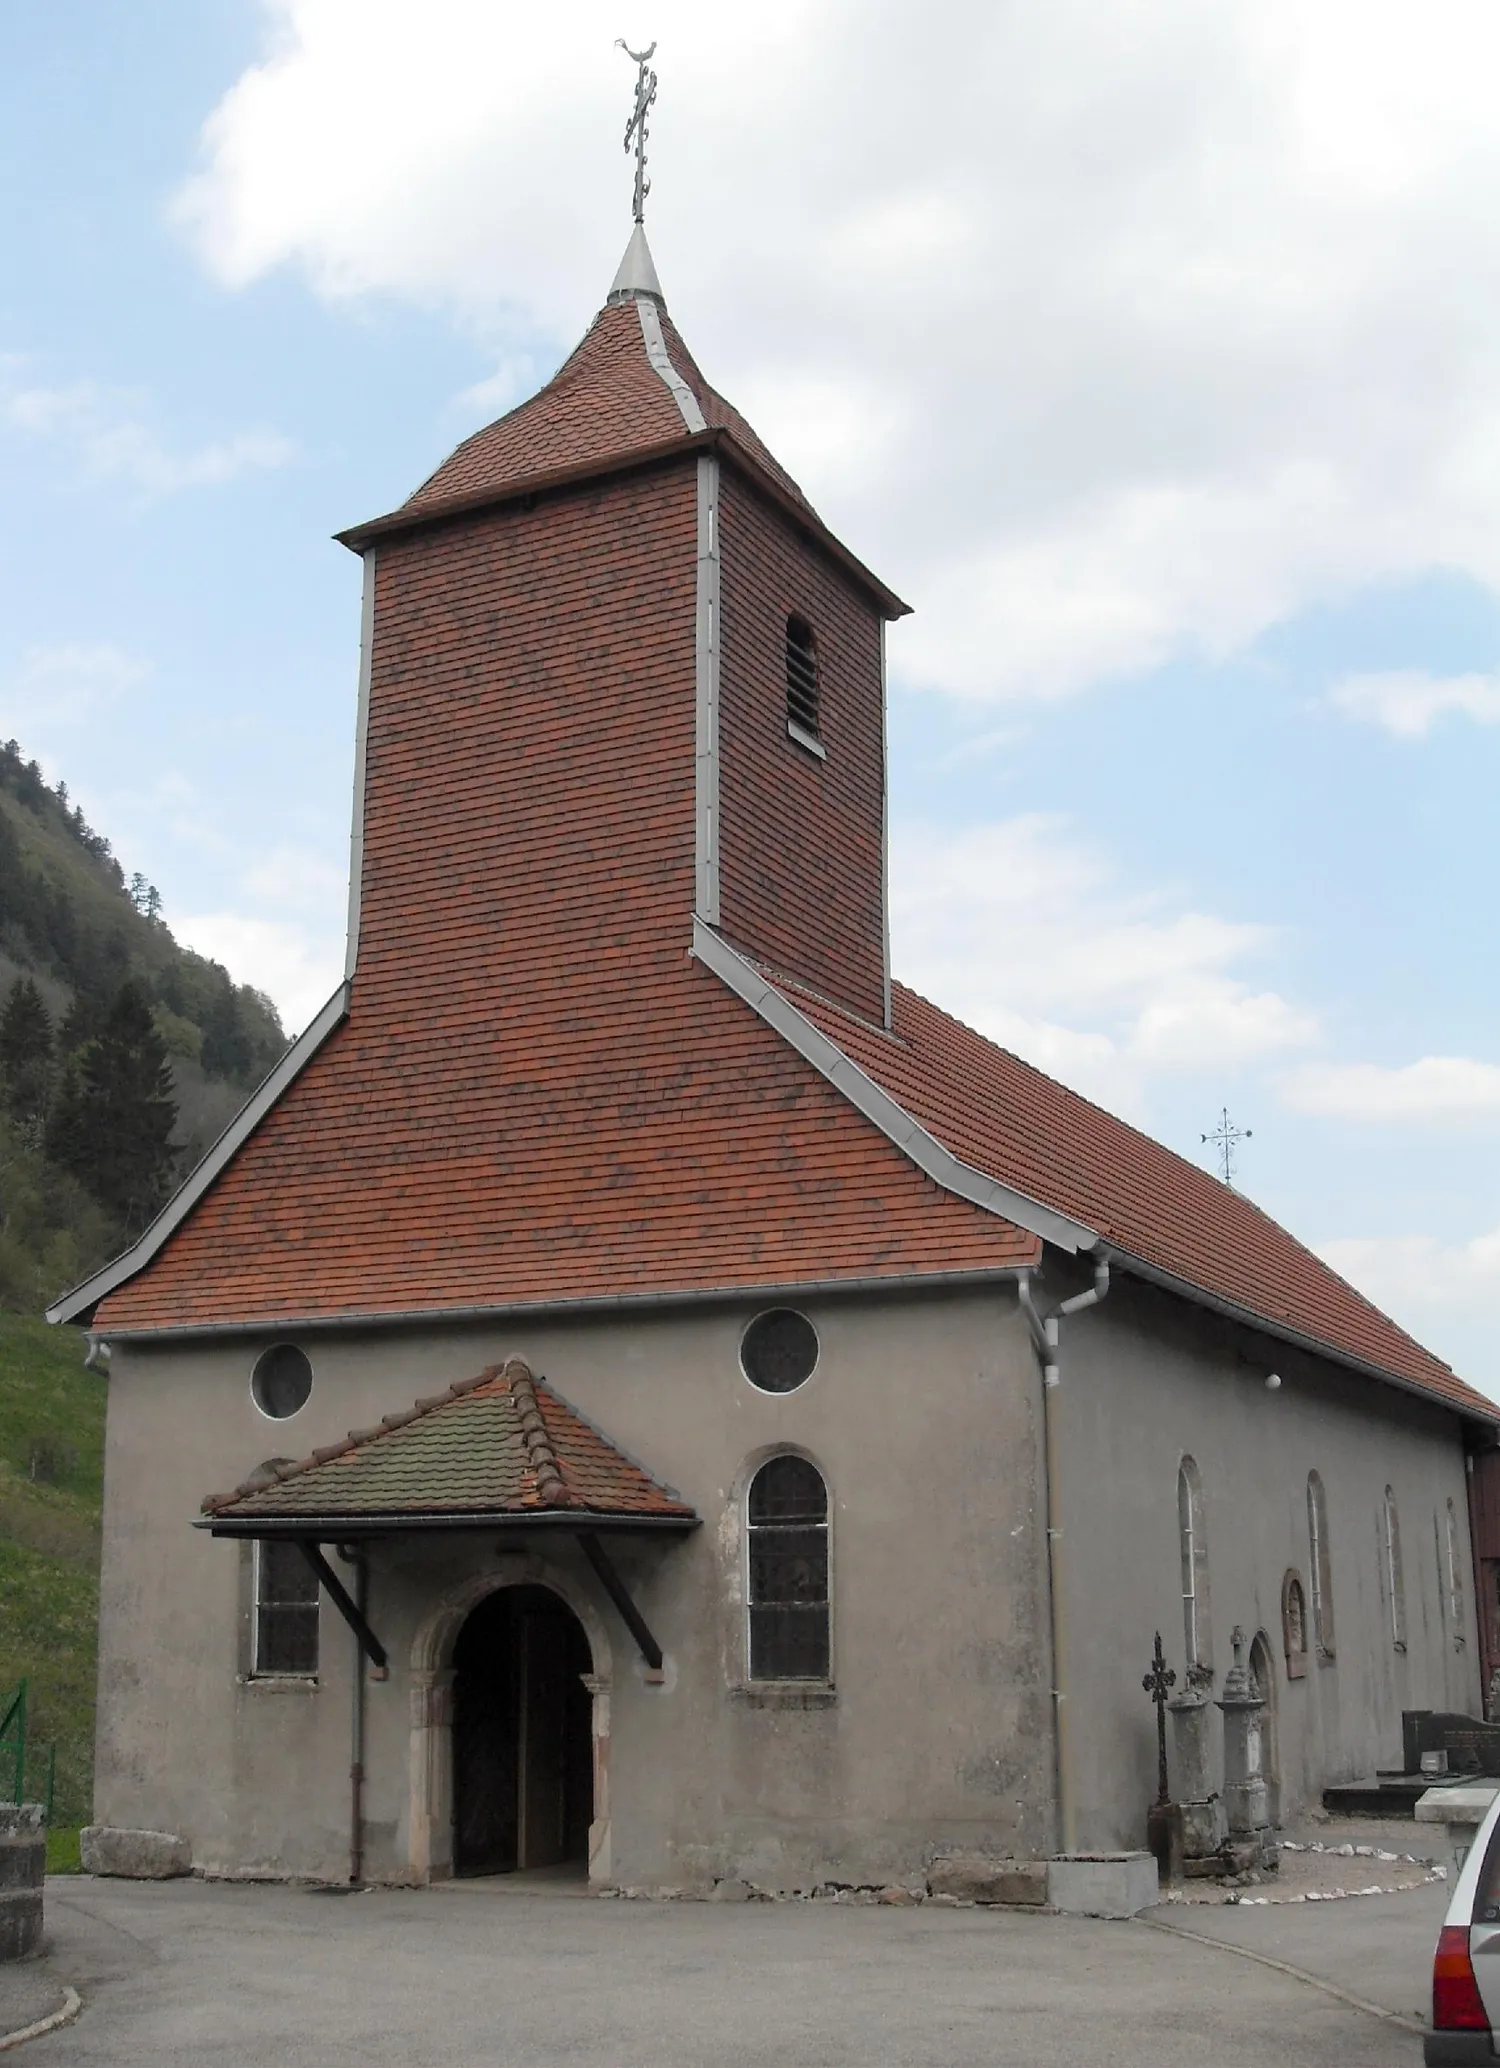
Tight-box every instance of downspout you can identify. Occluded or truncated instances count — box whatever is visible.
[1017,1256,1111,1858]
[347,1550,368,1886]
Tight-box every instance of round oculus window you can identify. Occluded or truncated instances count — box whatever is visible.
[740,1309,819,1395]
[251,1344,313,1421]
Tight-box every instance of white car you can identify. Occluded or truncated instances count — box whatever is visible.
[1429,1788,1500,2063]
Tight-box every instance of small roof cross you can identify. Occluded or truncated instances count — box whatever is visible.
[616,39,659,225]
[1201,1105,1252,1187]
[1142,1630,1176,1807]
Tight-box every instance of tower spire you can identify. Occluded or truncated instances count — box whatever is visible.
[616,40,658,226]
[608,40,665,306]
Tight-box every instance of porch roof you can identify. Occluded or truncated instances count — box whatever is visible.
[196,1358,697,1536]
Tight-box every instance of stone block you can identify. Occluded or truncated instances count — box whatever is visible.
[0,1886,42,1962]
[709,1878,752,1903]
[1180,1797,1224,1858]
[80,1826,191,1880]
[0,1806,45,1894]
[928,1855,1048,1906]
[0,1806,45,1960]
[1047,1852,1159,1919]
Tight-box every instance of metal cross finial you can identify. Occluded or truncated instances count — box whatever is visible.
[1201,1105,1252,1187]
[1142,1630,1177,1807]
[616,39,658,225]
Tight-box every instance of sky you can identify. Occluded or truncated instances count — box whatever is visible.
[3,1,1499,1392]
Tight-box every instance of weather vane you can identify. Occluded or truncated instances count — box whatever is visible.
[616,39,658,225]
[1201,1106,1252,1187]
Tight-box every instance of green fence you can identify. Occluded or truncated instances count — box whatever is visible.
[0,1682,55,1819]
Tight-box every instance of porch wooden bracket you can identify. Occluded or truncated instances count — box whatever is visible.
[576,1531,664,1672]
[297,1541,389,1673]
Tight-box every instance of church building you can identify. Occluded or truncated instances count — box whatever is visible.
[51,205,1496,1893]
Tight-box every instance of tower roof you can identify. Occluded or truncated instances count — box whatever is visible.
[335,231,907,615]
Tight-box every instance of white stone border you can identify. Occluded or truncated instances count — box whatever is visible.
[0,1986,82,2052]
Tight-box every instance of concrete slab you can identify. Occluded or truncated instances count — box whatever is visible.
[1047,1851,1159,1918]
[1149,1878,1448,2028]
[33,1875,1422,2067]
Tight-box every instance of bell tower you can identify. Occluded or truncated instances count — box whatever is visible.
[336,211,905,1032]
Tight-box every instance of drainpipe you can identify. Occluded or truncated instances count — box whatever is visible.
[1017,1256,1111,1859]
[82,1336,110,1375]
[347,1550,368,1886]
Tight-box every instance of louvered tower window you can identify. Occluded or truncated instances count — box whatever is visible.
[785,615,820,743]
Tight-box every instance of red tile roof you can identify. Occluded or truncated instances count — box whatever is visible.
[200,1359,696,1527]
[403,299,808,518]
[758,964,1492,1419]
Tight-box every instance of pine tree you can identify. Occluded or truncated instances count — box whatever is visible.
[0,977,53,1126]
[47,981,178,1231]
[201,983,253,1081]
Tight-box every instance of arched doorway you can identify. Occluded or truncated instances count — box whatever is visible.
[452,1584,594,1875]
[1249,1628,1280,1829]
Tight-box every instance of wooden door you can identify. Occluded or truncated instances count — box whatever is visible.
[517,1611,568,1869]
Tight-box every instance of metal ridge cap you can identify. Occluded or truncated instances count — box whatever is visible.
[334,429,718,552]
[692,918,1096,1257]
[1102,1243,1499,1427]
[46,982,353,1329]
[84,1265,1036,1343]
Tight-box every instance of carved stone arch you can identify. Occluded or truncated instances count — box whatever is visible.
[407,1552,614,1886]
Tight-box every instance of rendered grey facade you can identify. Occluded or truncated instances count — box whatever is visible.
[85,1274,1480,1887]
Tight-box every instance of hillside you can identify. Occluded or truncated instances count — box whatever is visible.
[0,742,291,1845]
[0,1310,106,1841]
[0,737,289,1313]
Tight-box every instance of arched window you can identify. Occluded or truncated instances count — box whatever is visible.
[1177,1457,1212,1676]
[1307,1472,1336,1661]
[1281,1569,1308,1678]
[1446,1498,1468,1650]
[1383,1487,1407,1651]
[747,1455,830,1682]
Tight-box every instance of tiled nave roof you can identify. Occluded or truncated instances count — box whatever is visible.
[752,961,1493,1422]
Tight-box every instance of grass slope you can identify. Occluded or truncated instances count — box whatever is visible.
[0,1311,104,1832]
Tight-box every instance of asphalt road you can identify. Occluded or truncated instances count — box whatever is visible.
[18,1875,1440,2067]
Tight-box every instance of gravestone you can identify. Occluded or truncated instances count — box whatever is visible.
[1218,1627,1274,1870]
[1403,1710,1500,1778]
[1168,1683,1224,1863]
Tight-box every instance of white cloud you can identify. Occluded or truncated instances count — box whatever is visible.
[175,844,348,1035]
[1317,1229,1500,1400]
[1329,669,1500,738]
[174,910,344,1037]
[0,361,294,500]
[0,644,148,739]
[890,815,1316,1115]
[1281,1055,1500,1124]
[173,0,1500,700]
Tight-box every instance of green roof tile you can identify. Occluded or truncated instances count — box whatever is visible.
[201,1359,695,1526]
